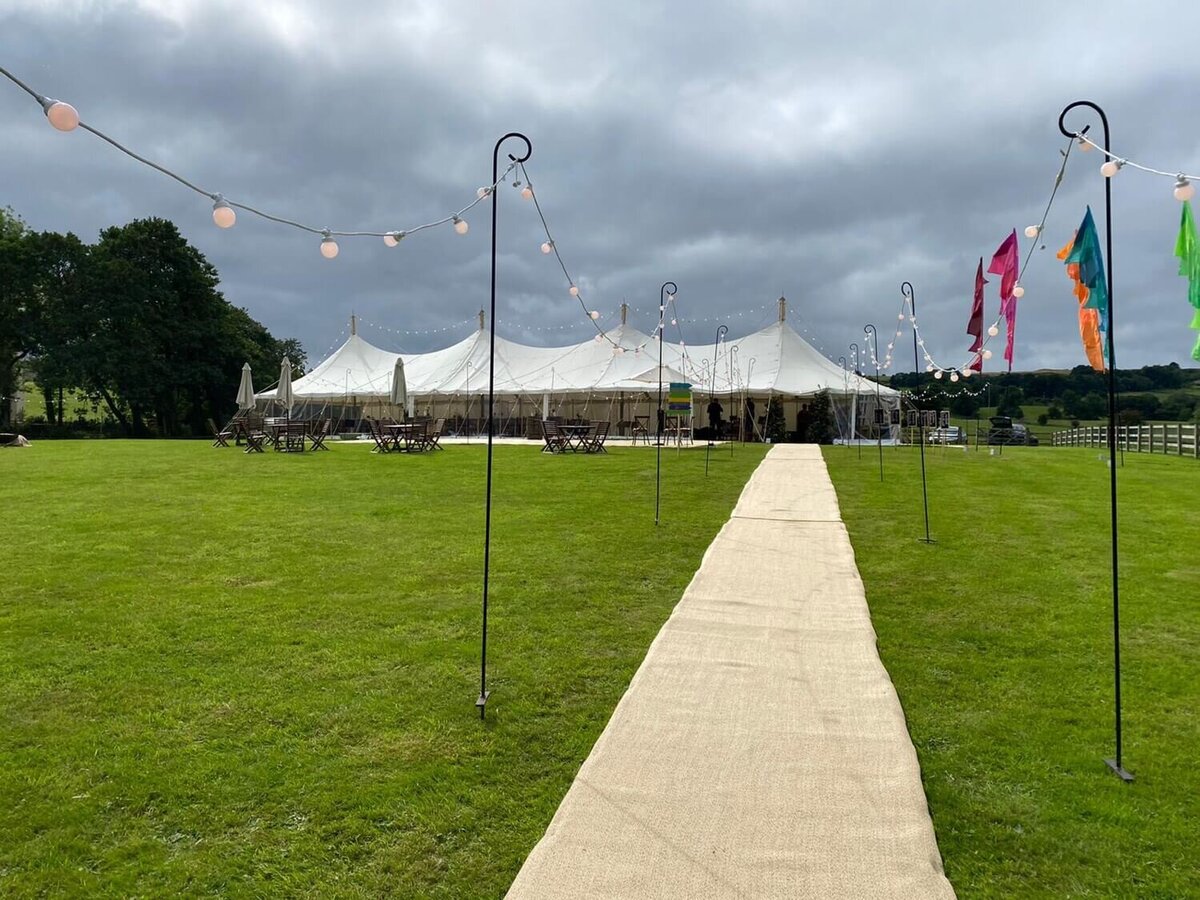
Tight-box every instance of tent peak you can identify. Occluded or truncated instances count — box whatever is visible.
[778,296,787,322]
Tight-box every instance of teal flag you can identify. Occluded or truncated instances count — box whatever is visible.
[1066,207,1109,332]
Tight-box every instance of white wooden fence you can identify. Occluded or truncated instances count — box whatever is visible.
[1052,423,1200,457]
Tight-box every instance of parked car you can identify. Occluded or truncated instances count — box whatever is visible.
[927,425,963,444]
[987,416,1039,445]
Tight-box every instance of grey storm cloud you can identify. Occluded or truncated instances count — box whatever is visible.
[3,0,1199,370]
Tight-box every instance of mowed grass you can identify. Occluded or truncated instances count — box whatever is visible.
[0,439,767,898]
[824,444,1200,898]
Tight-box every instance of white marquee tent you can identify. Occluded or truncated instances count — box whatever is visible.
[257,299,900,439]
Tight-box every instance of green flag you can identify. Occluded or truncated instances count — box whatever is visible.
[1174,200,1200,360]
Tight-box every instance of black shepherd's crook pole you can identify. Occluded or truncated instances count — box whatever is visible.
[705,325,728,475]
[479,132,532,720]
[901,281,934,544]
[864,324,884,481]
[850,341,863,459]
[1059,101,1131,782]
[655,280,677,526]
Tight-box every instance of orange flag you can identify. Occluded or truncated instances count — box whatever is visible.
[1058,235,1104,371]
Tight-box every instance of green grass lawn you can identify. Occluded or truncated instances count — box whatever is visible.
[0,439,767,898]
[824,445,1200,898]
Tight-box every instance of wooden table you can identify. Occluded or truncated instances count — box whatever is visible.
[270,421,308,452]
[385,422,428,452]
[557,423,595,451]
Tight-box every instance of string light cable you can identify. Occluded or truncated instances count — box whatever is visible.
[1074,132,1198,199]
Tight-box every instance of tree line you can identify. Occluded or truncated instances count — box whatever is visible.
[1,208,303,436]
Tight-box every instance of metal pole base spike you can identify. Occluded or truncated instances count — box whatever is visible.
[476,690,491,719]
[1105,758,1134,782]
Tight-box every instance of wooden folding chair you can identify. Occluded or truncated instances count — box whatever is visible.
[584,420,611,453]
[243,427,266,453]
[541,420,568,453]
[426,417,445,450]
[367,418,394,453]
[209,418,234,447]
[309,419,331,451]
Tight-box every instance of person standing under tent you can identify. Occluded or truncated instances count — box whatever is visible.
[707,396,723,438]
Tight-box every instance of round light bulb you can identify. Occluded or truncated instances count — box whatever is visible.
[1013,283,1025,298]
[1024,225,1040,239]
[934,370,944,380]
[520,184,533,200]
[898,313,905,321]
[925,363,934,372]
[384,231,404,247]
[671,318,677,325]
[988,324,1000,337]
[320,235,339,259]
[962,368,973,378]
[1100,159,1122,178]
[1175,177,1195,202]
[594,334,603,343]
[453,216,469,235]
[886,342,894,350]
[1078,136,1092,152]
[477,187,492,200]
[982,349,993,360]
[569,284,579,297]
[950,372,959,382]
[589,310,600,320]
[211,199,236,229]
[540,241,553,254]
[45,100,79,132]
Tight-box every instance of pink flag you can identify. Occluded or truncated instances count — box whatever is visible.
[968,258,986,371]
[988,229,1020,370]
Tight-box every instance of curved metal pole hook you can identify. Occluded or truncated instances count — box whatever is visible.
[494,132,533,168]
[1058,101,1108,150]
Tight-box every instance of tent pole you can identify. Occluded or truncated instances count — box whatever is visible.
[479,132,531,720]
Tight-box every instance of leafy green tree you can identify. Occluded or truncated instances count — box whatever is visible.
[0,208,38,428]
[996,386,1024,419]
[803,390,836,444]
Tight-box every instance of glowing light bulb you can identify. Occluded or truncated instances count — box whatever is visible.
[569,284,579,297]
[1100,159,1123,178]
[926,363,934,372]
[44,99,79,131]
[886,342,894,350]
[962,368,973,378]
[384,231,405,247]
[453,216,469,235]
[541,241,553,254]
[477,187,492,200]
[320,234,339,259]
[899,313,905,321]
[671,318,677,325]
[589,310,600,320]
[594,334,603,343]
[520,184,533,200]
[934,370,944,380]
[1024,225,1040,239]
[1175,176,1195,202]
[1013,283,1025,298]
[982,348,993,360]
[988,324,999,337]
[950,372,959,382]
[211,198,236,228]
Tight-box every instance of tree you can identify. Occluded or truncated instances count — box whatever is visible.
[949,391,981,417]
[996,386,1024,419]
[803,390,836,444]
[0,208,38,428]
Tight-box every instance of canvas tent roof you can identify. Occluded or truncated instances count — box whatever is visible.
[258,319,898,402]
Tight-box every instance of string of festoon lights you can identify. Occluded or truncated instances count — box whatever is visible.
[864,138,1076,382]
[357,314,481,340]
[0,66,522,255]
[1072,132,1199,198]
[0,65,632,349]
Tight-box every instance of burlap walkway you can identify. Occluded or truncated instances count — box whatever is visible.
[506,444,954,899]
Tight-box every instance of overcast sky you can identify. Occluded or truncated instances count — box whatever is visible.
[4,0,1200,372]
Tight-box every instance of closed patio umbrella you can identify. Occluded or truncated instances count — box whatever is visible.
[390,356,407,417]
[277,356,295,415]
[236,362,256,411]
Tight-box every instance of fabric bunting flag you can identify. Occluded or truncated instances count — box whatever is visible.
[967,258,986,371]
[1057,233,1105,371]
[1173,200,1200,361]
[987,229,1020,370]
[1065,207,1109,330]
